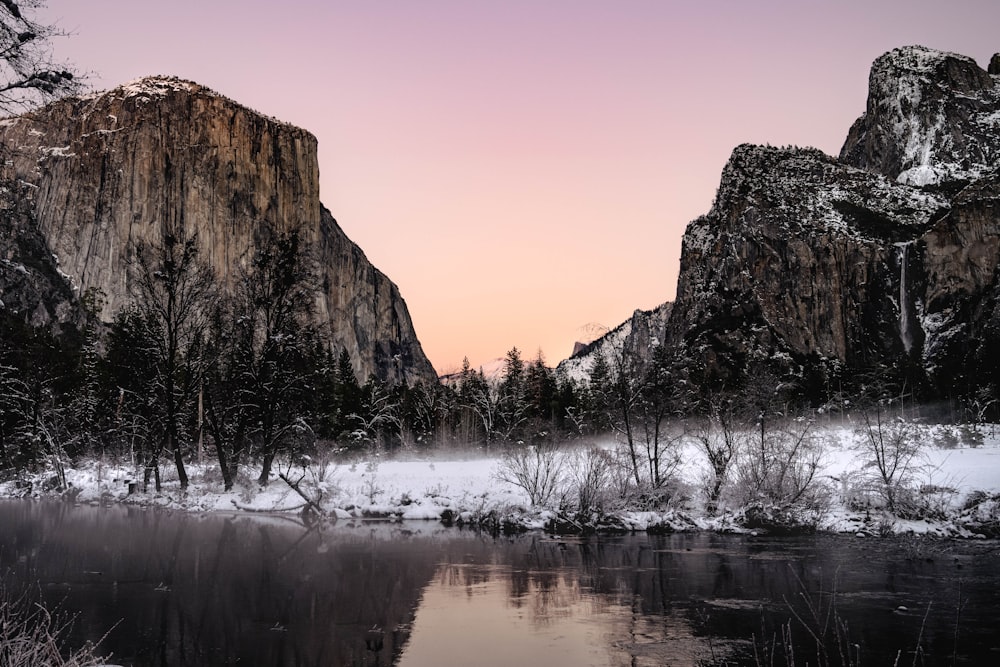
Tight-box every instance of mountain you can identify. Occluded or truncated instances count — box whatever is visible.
[558,302,672,382]
[560,46,1000,400]
[0,76,436,385]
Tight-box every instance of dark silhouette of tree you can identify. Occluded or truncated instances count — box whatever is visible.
[225,227,320,485]
[0,0,81,113]
[130,228,216,490]
[103,307,159,480]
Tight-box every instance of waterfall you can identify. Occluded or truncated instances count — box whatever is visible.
[897,241,915,354]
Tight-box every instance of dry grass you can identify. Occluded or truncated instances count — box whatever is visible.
[0,583,112,667]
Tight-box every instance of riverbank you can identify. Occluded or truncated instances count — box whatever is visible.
[3,426,1000,538]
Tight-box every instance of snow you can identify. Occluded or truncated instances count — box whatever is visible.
[118,76,196,100]
[3,424,998,537]
[38,145,74,158]
[896,164,944,186]
[556,319,631,382]
[881,45,971,76]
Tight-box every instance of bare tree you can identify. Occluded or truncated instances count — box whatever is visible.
[228,227,320,485]
[495,441,565,507]
[130,228,215,490]
[689,399,743,515]
[855,403,923,513]
[734,417,825,507]
[592,341,646,487]
[588,340,684,495]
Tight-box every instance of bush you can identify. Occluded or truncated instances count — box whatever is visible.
[958,490,1000,537]
[0,582,110,666]
[494,442,565,507]
[739,502,820,535]
[853,410,924,514]
[731,419,826,509]
[567,447,615,517]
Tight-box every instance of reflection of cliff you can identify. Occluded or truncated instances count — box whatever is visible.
[401,534,1000,666]
[402,537,725,666]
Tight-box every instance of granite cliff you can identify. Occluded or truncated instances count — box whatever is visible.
[561,46,1000,400]
[0,77,436,384]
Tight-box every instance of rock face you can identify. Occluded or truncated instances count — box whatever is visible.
[841,46,1000,187]
[0,77,436,384]
[666,144,944,386]
[564,46,1000,399]
[0,181,82,329]
[557,302,672,381]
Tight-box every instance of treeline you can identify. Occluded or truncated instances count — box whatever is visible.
[3,223,997,496]
[0,225,607,491]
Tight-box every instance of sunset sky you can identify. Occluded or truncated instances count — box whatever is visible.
[37,1,1000,374]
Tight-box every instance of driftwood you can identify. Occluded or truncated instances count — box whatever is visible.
[278,472,329,519]
[230,499,307,513]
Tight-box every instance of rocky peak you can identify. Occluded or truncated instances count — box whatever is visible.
[990,53,1000,75]
[840,45,1000,187]
[574,45,1000,402]
[0,77,436,384]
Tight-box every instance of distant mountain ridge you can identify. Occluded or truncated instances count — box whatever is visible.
[0,76,437,384]
[560,45,1000,400]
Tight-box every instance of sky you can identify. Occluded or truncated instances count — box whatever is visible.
[34,0,1000,375]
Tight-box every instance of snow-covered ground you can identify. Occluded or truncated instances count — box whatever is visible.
[2,423,999,537]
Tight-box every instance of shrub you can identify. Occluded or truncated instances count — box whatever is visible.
[494,442,565,507]
[0,583,110,666]
[732,419,826,509]
[568,447,615,517]
[853,409,924,514]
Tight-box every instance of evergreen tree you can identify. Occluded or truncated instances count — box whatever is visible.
[497,347,528,441]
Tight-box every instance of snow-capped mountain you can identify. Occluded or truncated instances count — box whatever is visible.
[563,46,1000,399]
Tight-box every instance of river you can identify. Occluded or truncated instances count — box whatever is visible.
[1,501,998,666]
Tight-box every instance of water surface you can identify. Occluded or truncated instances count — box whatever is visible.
[1,501,998,666]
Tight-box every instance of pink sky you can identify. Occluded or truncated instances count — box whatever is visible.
[37,1,1000,374]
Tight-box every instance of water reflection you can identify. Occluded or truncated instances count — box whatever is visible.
[1,502,999,666]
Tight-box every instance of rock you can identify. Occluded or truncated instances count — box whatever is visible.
[556,301,672,380]
[989,53,1000,75]
[569,46,1000,401]
[663,143,948,389]
[0,181,83,331]
[0,76,435,384]
[840,45,999,186]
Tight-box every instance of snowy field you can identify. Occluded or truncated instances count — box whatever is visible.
[3,423,1000,537]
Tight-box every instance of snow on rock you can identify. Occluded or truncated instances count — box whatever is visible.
[118,76,197,100]
[841,45,1000,185]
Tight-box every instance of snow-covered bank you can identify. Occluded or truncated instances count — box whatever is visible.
[3,425,1000,538]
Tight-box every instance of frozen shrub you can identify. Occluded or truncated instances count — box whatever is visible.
[568,447,615,516]
[688,414,743,515]
[732,419,826,509]
[853,408,925,514]
[958,490,1000,537]
[0,583,109,666]
[495,442,565,507]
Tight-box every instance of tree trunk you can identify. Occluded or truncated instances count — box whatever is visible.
[143,452,161,493]
[204,393,234,491]
[169,427,189,490]
[0,429,11,470]
[258,451,275,486]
